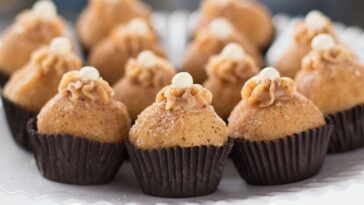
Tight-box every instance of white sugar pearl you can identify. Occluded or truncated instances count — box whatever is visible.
[221,43,246,61]
[208,18,233,39]
[304,10,328,31]
[259,67,280,81]
[137,50,156,68]
[172,72,193,89]
[79,66,100,81]
[32,0,57,19]
[126,18,150,35]
[49,37,71,55]
[311,34,335,51]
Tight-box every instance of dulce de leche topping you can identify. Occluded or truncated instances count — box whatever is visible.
[156,72,213,111]
[302,34,354,71]
[242,67,297,107]
[125,50,175,87]
[206,43,259,83]
[294,11,334,46]
[59,67,115,104]
[32,37,78,75]
[111,18,155,43]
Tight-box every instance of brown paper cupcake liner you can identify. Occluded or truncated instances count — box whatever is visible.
[328,104,364,153]
[126,139,234,198]
[0,71,9,87]
[230,118,333,185]
[27,118,126,185]
[1,94,36,151]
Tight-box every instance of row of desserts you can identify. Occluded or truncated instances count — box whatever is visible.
[0,0,363,198]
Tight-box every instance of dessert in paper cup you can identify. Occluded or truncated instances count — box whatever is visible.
[296,34,364,153]
[229,67,333,185]
[126,72,233,197]
[2,37,81,150]
[28,67,131,184]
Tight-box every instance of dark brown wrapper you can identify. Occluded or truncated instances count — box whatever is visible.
[27,118,126,185]
[328,104,364,153]
[126,139,234,198]
[1,94,36,151]
[0,71,9,87]
[231,118,333,185]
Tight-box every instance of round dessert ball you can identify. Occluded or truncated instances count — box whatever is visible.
[197,0,274,50]
[203,43,259,119]
[275,10,335,78]
[113,50,176,121]
[77,0,151,50]
[229,67,325,141]
[0,0,65,76]
[129,72,228,150]
[182,18,263,84]
[295,34,364,115]
[88,18,165,85]
[37,67,130,144]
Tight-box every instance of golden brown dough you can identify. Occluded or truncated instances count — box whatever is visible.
[182,18,263,84]
[0,1,65,75]
[77,0,151,50]
[113,50,176,120]
[37,67,131,144]
[129,72,228,150]
[197,0,274,50]
[88,18,165,85]
[228,67,325,141]
[3,37,82,113]
[275,11,335,78]
[295,34,364,114]
[203,43,259,119]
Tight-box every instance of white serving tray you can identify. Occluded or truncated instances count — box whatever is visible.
[1,13,364,205]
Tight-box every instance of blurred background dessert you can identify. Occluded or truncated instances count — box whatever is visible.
[0,0,363,28]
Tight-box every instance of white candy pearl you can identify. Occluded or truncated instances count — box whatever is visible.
[126,18,150,35]
[32,0,57,19]
[259,67,280,81]
[137,50,156,68]
[305,10,327,31]
[221,43,246,61]
[171,72,193,89]
[208,18,233,39]
[79,67,100,81]
[311,34,335,51]
[49,37,71,55]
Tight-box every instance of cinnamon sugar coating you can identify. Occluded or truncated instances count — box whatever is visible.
[113,55,176,120]
[197,0,274,49]
[295,45,364,114]
[129,81,227,150]
[0,11,65,75]
[77,0,151,49]
[203,53,259,119]
[182,24,263,83]
[3,47,81,113]
[37,70,131,144]
[276,21,335,78]
[228,72,324,141]
[88,22,165,84]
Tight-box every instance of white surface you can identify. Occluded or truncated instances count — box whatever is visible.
[2,13,364,205]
